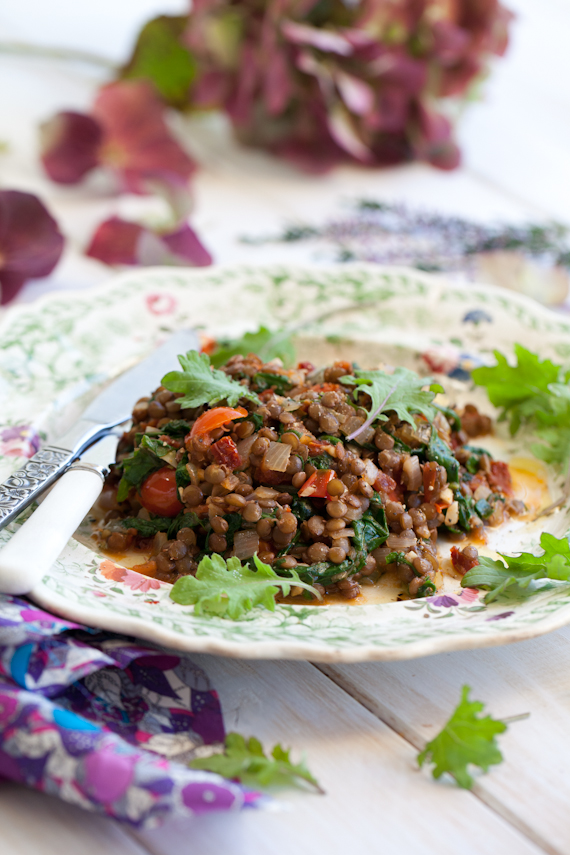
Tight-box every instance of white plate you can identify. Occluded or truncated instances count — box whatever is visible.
[1,263,569,662]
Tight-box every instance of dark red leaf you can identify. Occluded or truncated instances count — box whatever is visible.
[40,111,103,184]
[0,191,64,303]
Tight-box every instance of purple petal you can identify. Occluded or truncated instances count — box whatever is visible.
[0,191,64,303]
[161,223,212,266]
[86,216,212,268]
[93,81,196,194]
[431,21,470,64]
[281,20,353,56]
[327,105,372,162]
[263,50,293,116]
[40,111,103,185]
[85,217,143,265]
[335,71,375,116]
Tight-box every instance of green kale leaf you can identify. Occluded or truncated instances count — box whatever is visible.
[471,345,570,470]
[175,462,191,489]
[160,419,191,437]
[471,344,561,435]
[306,452,335,470]
[353,510,389,553]
[461,532,570,603]
[169,553,319,619]
[340,366,440,428]
[210,326,296,369]
[117,447,165,502]
[139,434,175,458]
[120,511,200,539]
[189,732,322,793]
[162,350,260,409]
[289,495,314,522]
[253,372,294,394]
[426,431,459,483]
[418,685,507,788]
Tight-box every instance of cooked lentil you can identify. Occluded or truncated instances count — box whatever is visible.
[96,354,524,600]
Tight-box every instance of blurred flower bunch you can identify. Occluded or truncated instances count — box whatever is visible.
[0,1,512,302]
[184,0,512,171]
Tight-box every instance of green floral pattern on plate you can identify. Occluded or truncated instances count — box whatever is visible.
[1,263,569,662]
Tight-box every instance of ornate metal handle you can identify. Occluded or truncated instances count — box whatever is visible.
[0,446,74,529]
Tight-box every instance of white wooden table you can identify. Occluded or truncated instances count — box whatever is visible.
[1,2,570,853]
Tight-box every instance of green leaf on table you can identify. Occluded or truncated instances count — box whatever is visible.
[340,366,439,427]
[461,532,570,603]
[418,685,507,789]
[210,326,296,368]
[119,15,196,109]
[162,350,260,409]
[169,553,319,619]
[189,732,323,793]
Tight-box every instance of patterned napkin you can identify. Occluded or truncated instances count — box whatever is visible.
[0,595,264,826]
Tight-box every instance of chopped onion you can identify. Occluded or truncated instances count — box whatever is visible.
[330,528,355,539]
[263,441,291,472]
[402,455,422,492]
[372,547,392,566]
[386,531,417,550]
[362,459,379,485]
[444,501,459,526]
[236,435,257,469]
[254,486,279,499]
[354,425,375,446]
[162,450,177,468]
[341,416,364,436]
[343,506,365,522]
[233,530,260,560]
[473,484,491,502]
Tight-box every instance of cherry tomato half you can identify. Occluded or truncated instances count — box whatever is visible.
[140,468,183,517]
[190,406,248,439]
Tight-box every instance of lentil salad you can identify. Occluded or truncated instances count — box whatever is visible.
[94,351,525,602]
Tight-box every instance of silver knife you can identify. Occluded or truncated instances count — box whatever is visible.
[0,432,120,595]
[0,328,199,530]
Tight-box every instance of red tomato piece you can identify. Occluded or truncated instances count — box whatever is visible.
[298,469,335,498]
[451,546,479,575]
[488,460,513,496]
[309,382,343,394]
[373,470,399,501]
[140,468,183,517]
[297,361,315,372]
[190,406,248,439]
[210,436,241,469]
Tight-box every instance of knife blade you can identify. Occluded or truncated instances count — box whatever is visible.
[0,328,199,530]
[0,433,121,595]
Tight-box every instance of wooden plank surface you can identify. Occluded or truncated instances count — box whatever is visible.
[0,780,149,855]
[319,625,570,855]
[135,656,545,855]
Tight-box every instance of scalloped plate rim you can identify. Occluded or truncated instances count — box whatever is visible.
[1,261,569,662]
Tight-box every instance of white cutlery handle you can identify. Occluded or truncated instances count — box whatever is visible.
[0,464,105,595]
